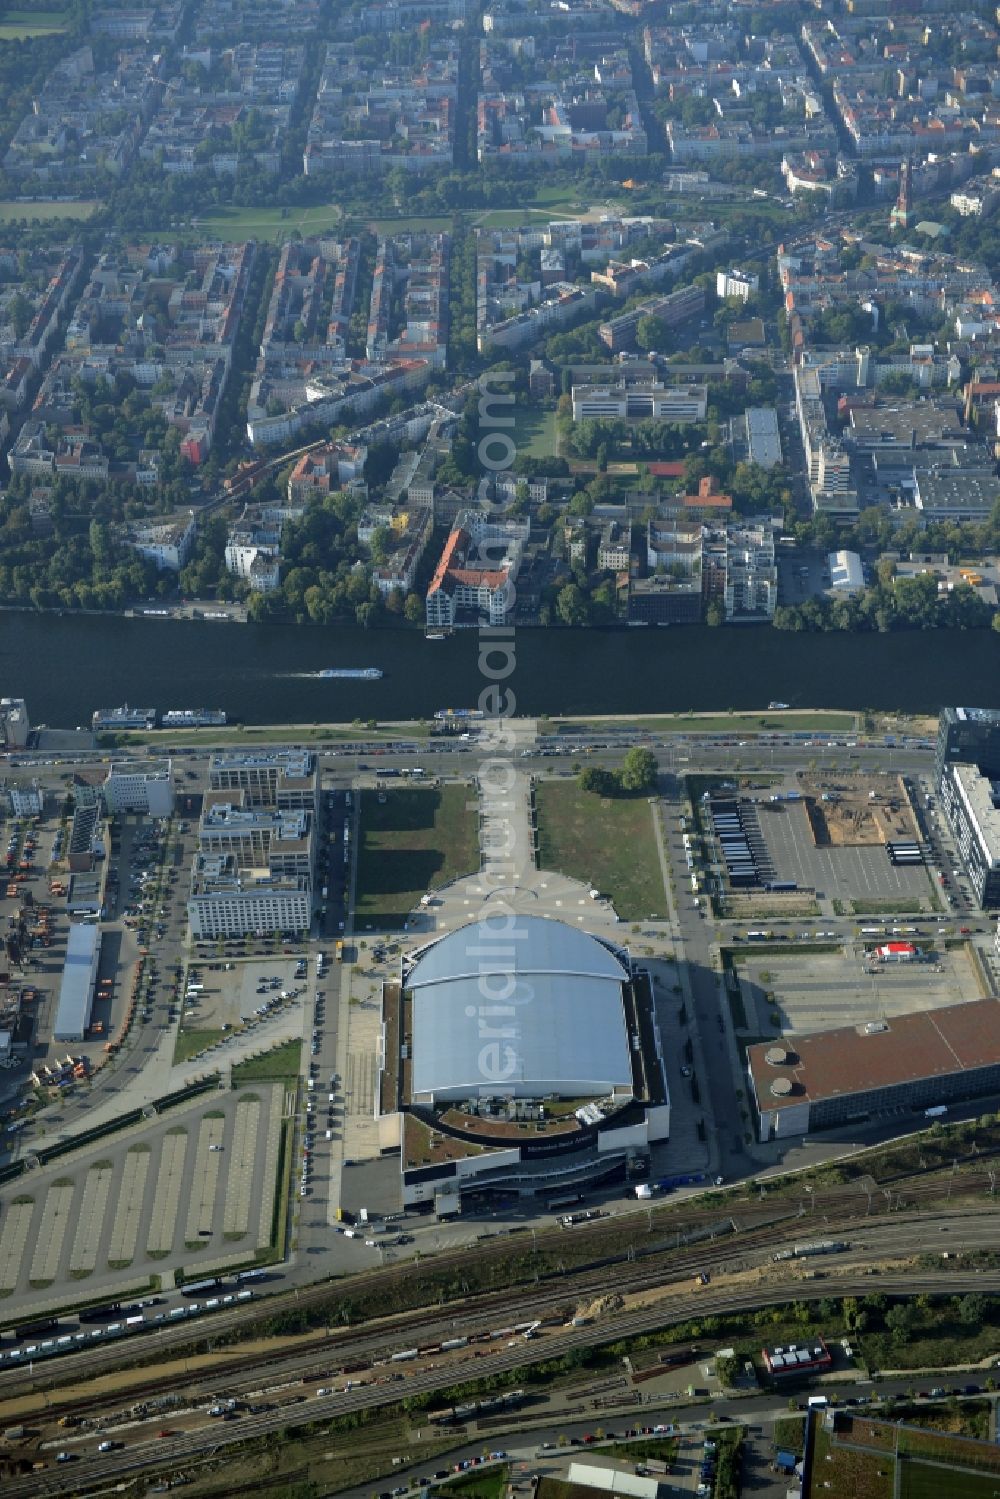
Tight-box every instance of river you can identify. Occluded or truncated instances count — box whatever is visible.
[3,611,998,727]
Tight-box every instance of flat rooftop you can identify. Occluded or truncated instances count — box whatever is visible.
[54,923,99,1039]
[952,763,1000,866]
[748,997,1000,1111]
[209,749,315,773]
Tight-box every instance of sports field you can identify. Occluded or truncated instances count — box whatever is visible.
[513,407,559,460]
[174,204,345,243]
[900,1464,1000,1499]
[0,9,68,36]
[0,199,100,222]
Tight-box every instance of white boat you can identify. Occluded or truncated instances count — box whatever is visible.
[317,667,383,680]
[768,701,790,710]
[162,709,227,727]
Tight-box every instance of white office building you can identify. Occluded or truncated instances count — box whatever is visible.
[103,762,174,817]
[571,381,708,424]
[187,863,313,939]
[9,782,43,817]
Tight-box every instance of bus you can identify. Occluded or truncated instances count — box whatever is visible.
[336,940,344,962]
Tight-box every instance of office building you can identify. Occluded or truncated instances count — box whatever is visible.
[103,761,174,817]
[571,381,708,424]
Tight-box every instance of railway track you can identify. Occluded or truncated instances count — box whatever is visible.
[5,1201,999,1434]
[2,1162,997,1408]
[8,1263,1000,1499]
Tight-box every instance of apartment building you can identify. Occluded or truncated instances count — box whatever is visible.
[716,268,759,303]
[598,283,704,353]
[425,510,528,629]
[287,441,367,504]
[597,522,631,571]
[126,516,196,572]
[721,525,778,620]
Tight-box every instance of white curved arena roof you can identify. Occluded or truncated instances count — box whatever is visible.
[408,916,632,1102]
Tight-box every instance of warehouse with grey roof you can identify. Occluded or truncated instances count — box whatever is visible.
[53,923,101,1042]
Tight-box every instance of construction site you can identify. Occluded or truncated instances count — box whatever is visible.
[797,773,920,848]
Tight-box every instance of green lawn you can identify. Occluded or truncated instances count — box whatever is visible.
[433,1467,510,1499]
[900,1463,1000,1499]
[850,899,926,915]
[535,781,667,919]
[112,722,431,748]
[151,203,345,244]
[809,1423,892,1499]
[355,785,479,928]
[557,711,858,734]
[0,10,67,36]
[173,1028,224,1065]
[231,1039,301,1085]
[475,207,578,228]
[0,199,99,222]
[364,215,454,234]
[513,406,560,461]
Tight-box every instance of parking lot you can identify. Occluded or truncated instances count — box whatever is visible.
[756,795,933,907]
[733,944,978,1037]
[0,1085,287,1314]
[180,955,311,1036]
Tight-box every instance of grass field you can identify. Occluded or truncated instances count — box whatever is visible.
[535,781,666,918]
[434,1466,511,1499]
[355,785,480,928]
[231,1039,302,1085]
[115,722,431,748]
[513,406,559,461]
[0,9,67,36]
[851,898,925,915]
[364,215,454,234]
[173,1028,224,1065]
[900,1463,1000,1498]
[0,199,99,221]
[474,207,578,228]
[809,1424,892,1499]
[556,711,858,734]
[154,203,346,243]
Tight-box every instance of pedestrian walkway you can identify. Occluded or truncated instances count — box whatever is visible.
[478,766,535,889]
[23,1003,302,1155]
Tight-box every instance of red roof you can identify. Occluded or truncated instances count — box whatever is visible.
[428,527,469,596]
[878,942,915,956]
[748,996,1000,1112]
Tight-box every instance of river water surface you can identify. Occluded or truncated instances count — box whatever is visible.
[4,612,998,727]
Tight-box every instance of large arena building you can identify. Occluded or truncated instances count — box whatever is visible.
[377,915,671,1210]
